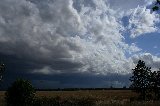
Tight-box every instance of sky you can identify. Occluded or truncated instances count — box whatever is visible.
[1,0,160,89]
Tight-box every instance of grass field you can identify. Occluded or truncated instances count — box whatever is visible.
[0,91,5,106]
[1,90,160,106]
[36,90,136,100]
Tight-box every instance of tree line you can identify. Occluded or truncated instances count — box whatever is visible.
[0,63,5,81]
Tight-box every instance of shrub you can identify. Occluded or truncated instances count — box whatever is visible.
[5,79,35,106]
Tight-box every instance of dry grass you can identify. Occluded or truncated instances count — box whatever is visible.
[35,90,137,106]
[0,91,5,106]
[36,90,136,101]
[1,90,160,106]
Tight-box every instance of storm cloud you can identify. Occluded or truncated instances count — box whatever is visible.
[0,0,160,88]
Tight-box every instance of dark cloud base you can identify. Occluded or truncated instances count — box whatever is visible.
[1,71,131,89]
[0,53,131,89]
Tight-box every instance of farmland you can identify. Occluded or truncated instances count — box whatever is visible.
[1,90,160,106]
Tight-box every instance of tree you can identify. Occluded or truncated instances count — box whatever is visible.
[130,60,151,100]
[5,79,35,106]
[150,70,160,100]
[0,63,5,81]
[155,70,160,99]
[152,0,160,11]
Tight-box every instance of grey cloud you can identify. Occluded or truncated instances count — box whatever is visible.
[107,0,153,10]
[0,0,155,77]
[1,0,159,89]
[0,0,82,65]
[1,72,131,89]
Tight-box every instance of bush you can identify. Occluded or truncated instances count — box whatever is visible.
[5,79,35,106]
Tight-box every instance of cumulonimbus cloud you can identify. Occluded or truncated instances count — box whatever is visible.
[0,0,159,76]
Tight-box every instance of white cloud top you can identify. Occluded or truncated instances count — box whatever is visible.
[129,6,159,38]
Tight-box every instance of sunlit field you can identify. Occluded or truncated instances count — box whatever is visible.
[1,90,160,106]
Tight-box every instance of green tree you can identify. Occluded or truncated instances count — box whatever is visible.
[5,79,35,106]
[130,60,151,100]
[150,70,160,100]
[155,70,160,99]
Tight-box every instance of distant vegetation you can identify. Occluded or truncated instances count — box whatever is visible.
[0,63,5,81]
[36,87,129,91]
